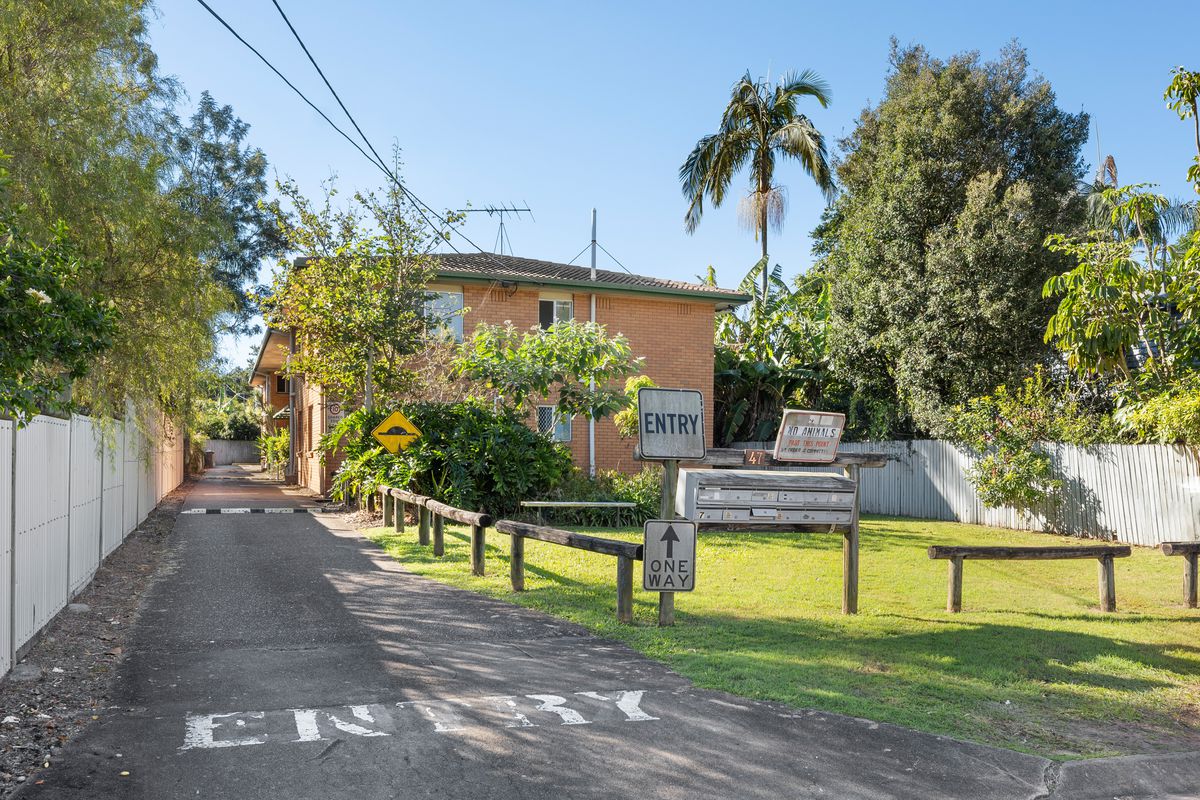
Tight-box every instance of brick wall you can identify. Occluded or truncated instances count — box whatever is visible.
[458,283,716,473]
[290,282,720,496]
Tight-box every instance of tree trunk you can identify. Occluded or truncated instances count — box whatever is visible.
[760,198,769,300]
[364,349,375,412]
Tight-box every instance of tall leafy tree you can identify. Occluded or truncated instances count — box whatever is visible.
[261,176,439,410]
[170,91,285,335]
[0,0,264,425]
[680,70,834,298]
[813,42,1090,435]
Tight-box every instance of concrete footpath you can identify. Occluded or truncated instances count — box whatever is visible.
[17,467,1200,799]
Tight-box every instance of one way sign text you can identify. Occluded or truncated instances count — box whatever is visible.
[643,520,697,592]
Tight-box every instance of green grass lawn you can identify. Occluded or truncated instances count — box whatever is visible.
[363,516,1200,759]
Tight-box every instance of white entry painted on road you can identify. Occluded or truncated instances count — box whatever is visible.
[637,388,706,461]
[179,689,660,751]
[643,520,696,592]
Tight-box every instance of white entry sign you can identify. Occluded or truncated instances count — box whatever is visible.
[643,519,696,592]
[773,410,846,463]
[637,388,706,460]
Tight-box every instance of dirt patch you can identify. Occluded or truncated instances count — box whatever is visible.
[0,480,193,796]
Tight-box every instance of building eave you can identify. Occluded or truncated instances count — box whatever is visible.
[433,269,751,310]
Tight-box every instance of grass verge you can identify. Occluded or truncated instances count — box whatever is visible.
[364,516,1200,759]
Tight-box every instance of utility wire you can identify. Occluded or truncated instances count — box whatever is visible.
[192,0,387,176]
[194,0,504,265]
[265,0,473,255]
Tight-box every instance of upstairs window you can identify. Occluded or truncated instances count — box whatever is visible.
[424,285,465,342]
[275,375,289,394]
[538,294,573,330]
[537,405,572,443]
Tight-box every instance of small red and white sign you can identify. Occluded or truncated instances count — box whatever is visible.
[772,410,846,463]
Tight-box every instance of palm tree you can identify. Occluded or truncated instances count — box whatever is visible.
[680,70,835,298]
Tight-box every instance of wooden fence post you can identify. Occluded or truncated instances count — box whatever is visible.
[470,523,485,576]
[432,514,444,557]
[510,534,525,592]
[1098,555,1116,612]
[617,555,634,624]
[382,491,393,527]
[418,505,430,546]
[658,459,678,627]
[394,499,404,533]
[1186,553,1198,609]
[842,463,861,615]
[947,556,964,613]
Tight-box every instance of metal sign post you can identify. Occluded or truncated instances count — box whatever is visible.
[636,388,705,627]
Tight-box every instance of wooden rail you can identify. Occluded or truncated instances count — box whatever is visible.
[495,520,643,624]
[928,545,1131,613]
[377,486,491,575]
[1161,541,1200,608]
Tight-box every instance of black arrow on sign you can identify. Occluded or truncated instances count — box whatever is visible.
[660,525,680,558]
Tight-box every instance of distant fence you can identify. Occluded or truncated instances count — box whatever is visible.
[203,439,260,465]
[732,440,1200,547]
[1,412,184,680]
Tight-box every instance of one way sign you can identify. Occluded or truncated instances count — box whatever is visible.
[643,520,697,592]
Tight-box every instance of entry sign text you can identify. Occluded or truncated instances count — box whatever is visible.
[643,520,696,592]
[773,409,846,463]
[637,388,706,461]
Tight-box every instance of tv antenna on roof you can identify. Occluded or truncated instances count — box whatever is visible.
[456,203,534,256]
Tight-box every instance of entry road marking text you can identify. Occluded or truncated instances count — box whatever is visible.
[181,689,659,751]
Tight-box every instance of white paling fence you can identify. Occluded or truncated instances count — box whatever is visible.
[734,440,1200,547]
[1,412,184,679]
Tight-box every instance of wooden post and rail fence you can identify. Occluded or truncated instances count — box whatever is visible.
[927,544,1132,612]
[378,472,1199,625]
[378,485,640,619]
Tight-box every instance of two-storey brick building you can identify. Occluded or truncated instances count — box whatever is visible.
[250,253,747,496]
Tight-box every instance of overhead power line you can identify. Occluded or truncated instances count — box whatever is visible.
[193,0,509,266]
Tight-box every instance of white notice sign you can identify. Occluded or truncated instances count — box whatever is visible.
[642,520,696,592]
[773,410,846,463]
[637,388,706,461]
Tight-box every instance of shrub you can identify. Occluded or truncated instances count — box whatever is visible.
[258,429,289,478]
[537,466,663,526]
[196,397,261,440]
[1118,379,1200,446]
[323,400,573,516]
[951,368,1118,510]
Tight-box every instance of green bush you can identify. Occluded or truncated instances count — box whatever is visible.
[536,466,663,526]
[1118,379,1200,446]
[197,397,261,440]
[324,400,573,516]
[258,429,289,478]
[951,368,1118,510]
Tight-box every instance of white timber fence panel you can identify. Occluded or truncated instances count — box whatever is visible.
[101,421,125,557]
[3,411,184,679]
[0,420,12,677]
[733,440,1200,546]
[67,416,103,594]
[122,419,140,537]
[13,416,71,648]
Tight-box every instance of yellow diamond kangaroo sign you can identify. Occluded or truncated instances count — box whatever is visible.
[371,410,421,454]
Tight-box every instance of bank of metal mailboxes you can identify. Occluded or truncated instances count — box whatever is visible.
[675,468,857,525]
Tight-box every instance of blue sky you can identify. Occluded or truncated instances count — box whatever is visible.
[150,0,1200,368]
